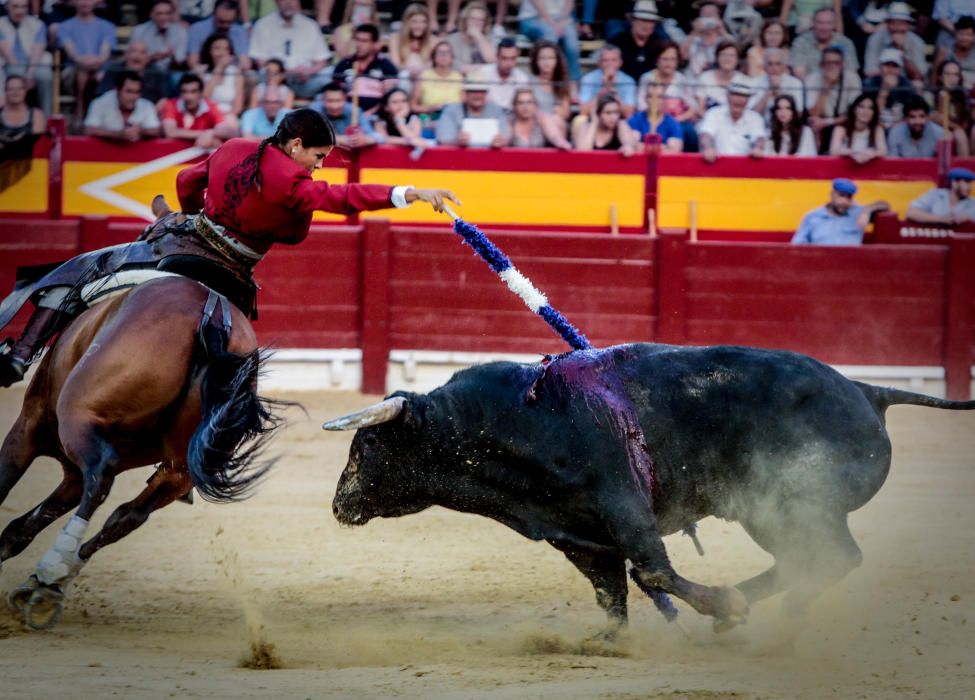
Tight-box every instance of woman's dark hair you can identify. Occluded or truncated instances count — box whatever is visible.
[5,73,27,91]
[843,93,880,149]
[934,60,971,130]
[200,33,235,71]
[654,40,680,65]
[759,19,789,48]
[770,94,804,155]
[251,108,337,189]
[529,40,570,100]
[430,39,453,63]
[596,94,622,117]
[377,87,412,136]
[266,58,285,74]
[714,40,741,67]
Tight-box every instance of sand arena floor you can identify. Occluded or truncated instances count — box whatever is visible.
[0,386,973,699]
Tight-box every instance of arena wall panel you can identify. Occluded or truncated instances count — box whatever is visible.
[0,218,971,397]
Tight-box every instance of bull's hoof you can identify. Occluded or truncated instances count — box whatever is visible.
[7,575,40,615]
[23,584,64,631]
[712,586,749,633]
[587,624,624,644]
[712,613,747,634]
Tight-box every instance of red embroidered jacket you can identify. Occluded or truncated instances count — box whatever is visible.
[176,138,394,253]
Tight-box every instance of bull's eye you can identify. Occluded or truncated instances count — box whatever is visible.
[363,434,378,449]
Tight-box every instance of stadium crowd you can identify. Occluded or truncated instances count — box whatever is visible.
[0,0,973,160]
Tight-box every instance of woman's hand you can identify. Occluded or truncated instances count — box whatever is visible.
[407,188,462,213]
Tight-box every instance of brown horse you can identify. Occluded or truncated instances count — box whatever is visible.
[0,274,283,629]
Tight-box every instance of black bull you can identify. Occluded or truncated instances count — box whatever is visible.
[324,344,974,634]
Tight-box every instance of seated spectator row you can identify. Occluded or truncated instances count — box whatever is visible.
[1,1,972,161]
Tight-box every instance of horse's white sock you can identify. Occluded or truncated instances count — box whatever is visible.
[36,515,89,585]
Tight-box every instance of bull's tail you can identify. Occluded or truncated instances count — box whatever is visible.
[854,381,975,413]
[187,345,287,503]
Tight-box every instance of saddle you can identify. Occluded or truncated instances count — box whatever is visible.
[0,204,259,336]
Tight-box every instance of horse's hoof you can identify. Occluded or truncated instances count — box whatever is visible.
[23,585,64,631]
[7,575,40,615]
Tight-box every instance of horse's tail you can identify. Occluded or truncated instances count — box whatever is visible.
[187,342,286,504]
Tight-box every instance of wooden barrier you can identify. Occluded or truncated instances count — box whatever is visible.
[0,217,972,398]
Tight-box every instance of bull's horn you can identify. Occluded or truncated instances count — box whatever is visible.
[322,396,407,431]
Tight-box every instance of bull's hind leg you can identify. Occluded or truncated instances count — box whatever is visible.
[603,495,749,628]
[737,504,863,619]
[78,463,191,562]
[549,541,628,640]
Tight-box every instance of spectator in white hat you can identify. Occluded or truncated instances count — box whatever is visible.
[864,2,927,84]
[698,80,767,162]
[607,1,670,82]
[435,71,510,147]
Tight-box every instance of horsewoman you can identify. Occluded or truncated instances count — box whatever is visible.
[0,108,460,386]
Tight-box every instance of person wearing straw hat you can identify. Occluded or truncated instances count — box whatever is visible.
[608,1,670,81]
[792,178,890,245]
[864,2,927,84]
[906,167,975,224]
[435,70,510,147]
[697,79,766,163]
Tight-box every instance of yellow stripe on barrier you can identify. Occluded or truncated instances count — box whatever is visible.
[360,168,646,227]
[63,161,349,220]
[658,176,933,231]
[0,159,49,214]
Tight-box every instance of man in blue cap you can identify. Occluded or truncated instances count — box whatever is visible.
[906,167,975,226]
[792,178,891,245]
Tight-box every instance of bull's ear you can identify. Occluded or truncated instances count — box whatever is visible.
[388,391,424,431]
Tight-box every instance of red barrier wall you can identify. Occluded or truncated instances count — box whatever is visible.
[1,219,972,398]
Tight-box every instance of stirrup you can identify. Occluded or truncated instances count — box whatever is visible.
[0,353,26,388]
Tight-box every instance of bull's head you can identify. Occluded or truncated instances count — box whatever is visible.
[324,393,438,526]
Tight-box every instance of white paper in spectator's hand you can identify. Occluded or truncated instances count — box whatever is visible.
[462,118,500,146]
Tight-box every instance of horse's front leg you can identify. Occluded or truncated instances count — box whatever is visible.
[14,426,120,630]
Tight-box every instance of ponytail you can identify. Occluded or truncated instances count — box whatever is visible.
[250,136,275,191]
[247,108,338,191]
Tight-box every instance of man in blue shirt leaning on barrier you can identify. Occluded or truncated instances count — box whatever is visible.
[905,167,975,226]
[792,178,890,245]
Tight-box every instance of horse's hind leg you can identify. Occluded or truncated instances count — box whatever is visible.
[0,411,44,507]
[78,463,191,562]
